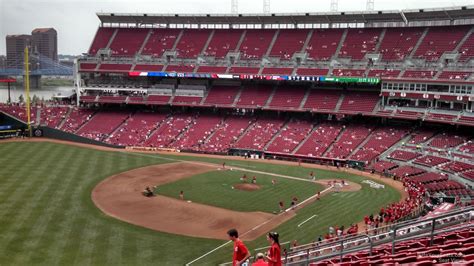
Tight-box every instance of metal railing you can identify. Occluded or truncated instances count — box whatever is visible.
[283,206,473,265]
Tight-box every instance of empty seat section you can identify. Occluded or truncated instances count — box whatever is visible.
[236,85,273,107]
[40,107,68,128]
[238,30,275,59]
[458,32,474,61]
[171,115,222,150]
[268,86,306,109]
[144,114,195,147]
[176,29,211,58]
[389,165,425,178]
[414,26,470,61]
[339,91,379,113]
[98,95,127,103]
[266,120,313,154]
[235,118,284,150]
[261,68,293,75]
[438,71,472,80]
[413,155,450,167]
[350,128,407,162]
[325,125,372,159]
[296,68,329,76]
[269,29,309,59]
[77,111,129,141]
[339,28,382,60]
[98,63,131,72]
[105,112,167,146]
[60,108,94,133]
[388,150,421,161]
[378,27,424,61]
[141,29,181,57]
[332,68,365,77]
[200,116,253,153]
[166,65,195,72]
[228,66,260,74]
[409,130,436,144]
[306,29,344,61]
[79,63,97,71]
[402,70,437,79]
[205,29,243,58]
[295,123,343,157]
[303,89,341,111]
[88,27,115,55]
[196,66,227,73]
[175,29,211,58]
[371,161,399,173]
[172,96,202,105]
[429,133,467,148]
[147,95,171,104]
[133,64,164,72]
[128,96,146,104]
[204,86,240,105]
[109,28,148,56]
[367,69,401,78]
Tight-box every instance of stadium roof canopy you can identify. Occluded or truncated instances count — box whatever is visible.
[97,5,474,26]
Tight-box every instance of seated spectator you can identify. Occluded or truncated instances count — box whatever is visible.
[252,253,268,266]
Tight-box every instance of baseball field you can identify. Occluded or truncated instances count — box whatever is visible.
[0,140,402,265]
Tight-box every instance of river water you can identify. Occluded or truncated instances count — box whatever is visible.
[0,86,76,103]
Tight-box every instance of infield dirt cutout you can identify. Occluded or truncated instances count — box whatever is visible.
[92,162,297,241]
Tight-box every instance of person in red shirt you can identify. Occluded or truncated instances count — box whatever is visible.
[251,253,268,266]
[227,228,250,266]
[266,232,282,266]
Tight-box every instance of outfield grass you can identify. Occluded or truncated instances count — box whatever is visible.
[0,142,401,265]
[157,170,322,213]
[0,142,221,266]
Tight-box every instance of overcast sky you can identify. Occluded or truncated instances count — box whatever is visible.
[1,0,473,55]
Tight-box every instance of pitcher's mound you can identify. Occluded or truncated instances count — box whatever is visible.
[234,183,261,191]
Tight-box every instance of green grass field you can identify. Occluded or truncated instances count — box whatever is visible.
[157,170,322,213]
[0,141,401,265]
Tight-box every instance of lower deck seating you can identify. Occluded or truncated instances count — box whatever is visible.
[143,114,196,148]
[105,112,167,146]
[200,116,253,153]
[266,120,313,154]
[170,115,222,150]
[325,125,372,159]
[76,111,130,141]
[234,118,285,150]
[295,123,343,158]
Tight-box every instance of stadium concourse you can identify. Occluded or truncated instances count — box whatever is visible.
[2,6,474,265]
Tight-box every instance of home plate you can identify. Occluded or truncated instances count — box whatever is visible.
[187,200,192,203]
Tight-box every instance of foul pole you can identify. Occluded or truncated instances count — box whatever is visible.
[24,46,32,137]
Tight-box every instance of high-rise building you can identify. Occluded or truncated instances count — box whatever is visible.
[6,34,31,69]
[31,28,58,64]
[0,55,6,69]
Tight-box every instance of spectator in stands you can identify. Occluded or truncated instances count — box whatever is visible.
[252,253,268,266]
[266,232,282,266]
[227,228,250,266]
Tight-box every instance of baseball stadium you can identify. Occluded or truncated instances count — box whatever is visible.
[0,1,474,265]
